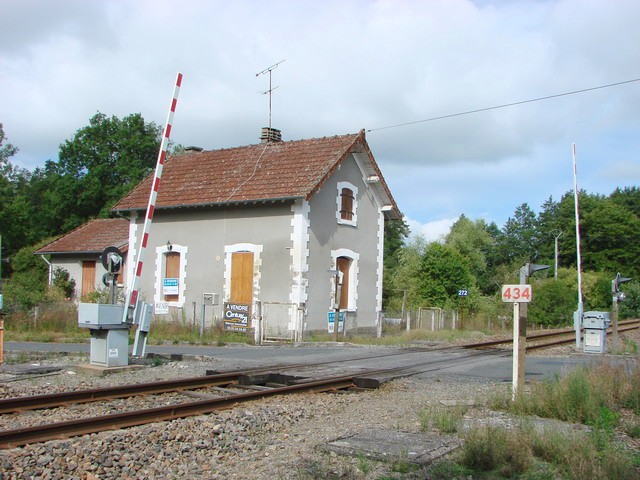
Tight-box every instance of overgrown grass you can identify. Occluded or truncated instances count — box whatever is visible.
[2,302,254,346]
[491,361,640,421]
[447,360,640,479]
[419,403,469,434]
[456,422,639,480]
[3,303,87,342]
[146,319,252,345]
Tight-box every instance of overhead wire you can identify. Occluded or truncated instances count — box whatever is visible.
[367,77,640,133]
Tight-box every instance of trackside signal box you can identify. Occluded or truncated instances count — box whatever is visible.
[582,311,610,354]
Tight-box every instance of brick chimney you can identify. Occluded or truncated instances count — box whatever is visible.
[260,127,282,143]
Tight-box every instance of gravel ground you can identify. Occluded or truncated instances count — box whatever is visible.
[1,329,638,480]
[0,351,503,480]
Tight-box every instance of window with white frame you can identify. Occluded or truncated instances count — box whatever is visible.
[336,181,358,226]
[154,243,187,307]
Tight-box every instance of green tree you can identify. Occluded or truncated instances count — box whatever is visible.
[420,242,474,308]
[0,123,29,267]
[528,274,576,326]
[619,281,640,319]
[46,112,161,231]
[610,186,640,219]
[386,234,428,312]
[445,215,494,294]
[581,200,640,279]
[497,203,539,264]
[384,218,410,272]
[535,196,564,268]
[52,267,76,299]
[2,242,49,311]
[382,217,410,309]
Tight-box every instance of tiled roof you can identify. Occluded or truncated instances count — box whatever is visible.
[35,218,129,255]
[112,130,400,218]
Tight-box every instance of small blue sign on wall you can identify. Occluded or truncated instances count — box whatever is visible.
[327,311,345,334]
[163,278,179,295]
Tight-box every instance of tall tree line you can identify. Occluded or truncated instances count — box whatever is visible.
[0,114,162,274]
[385,189,640,325]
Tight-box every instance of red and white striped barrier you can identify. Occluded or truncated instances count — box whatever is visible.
[123,72,183,322]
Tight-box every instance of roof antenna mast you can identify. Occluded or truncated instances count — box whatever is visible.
[256,60,285,130]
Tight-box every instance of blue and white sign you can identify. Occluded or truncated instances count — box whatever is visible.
[327,311,345,334]
[0,294,3,310]
[163,278,179,295]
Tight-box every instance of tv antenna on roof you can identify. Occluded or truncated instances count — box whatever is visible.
[256,59,285,130]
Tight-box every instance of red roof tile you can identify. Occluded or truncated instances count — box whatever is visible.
[35,218,129,255]
[112,131,400,218]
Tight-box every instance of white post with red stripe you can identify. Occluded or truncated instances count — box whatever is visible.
[123,72,183,325]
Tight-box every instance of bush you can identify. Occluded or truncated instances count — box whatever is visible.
[52,267,75,299]
[461,425,533,475]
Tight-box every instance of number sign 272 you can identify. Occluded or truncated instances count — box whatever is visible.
[501,285,532,303]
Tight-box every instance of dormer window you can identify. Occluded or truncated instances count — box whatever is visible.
[336,181,358,226]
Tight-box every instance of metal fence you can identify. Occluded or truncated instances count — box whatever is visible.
[382,308,459,331]
[261,302,299,343]
[415,307,458,330]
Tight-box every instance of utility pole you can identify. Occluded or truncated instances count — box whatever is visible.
[552,230,563,280]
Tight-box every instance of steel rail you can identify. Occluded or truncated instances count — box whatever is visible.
[0,365,307,414]
[0,375,357,449]
[462,319,639,349]
[0,348,508,449]
[527,324,640,351]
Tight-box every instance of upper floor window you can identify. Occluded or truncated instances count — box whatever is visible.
[336,182,358,226]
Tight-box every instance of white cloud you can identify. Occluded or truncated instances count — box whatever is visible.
[406,216,458,244]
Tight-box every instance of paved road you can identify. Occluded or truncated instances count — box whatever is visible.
[3,341,618,382]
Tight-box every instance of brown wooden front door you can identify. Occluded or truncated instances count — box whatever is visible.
[336,256,351,310]
[81,261,96,297]
[230,252,253,305]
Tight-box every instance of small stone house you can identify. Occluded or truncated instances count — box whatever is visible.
[35,218,129,298]
[40,129,401,341]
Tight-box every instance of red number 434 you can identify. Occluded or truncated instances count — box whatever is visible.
[501,285,532,303]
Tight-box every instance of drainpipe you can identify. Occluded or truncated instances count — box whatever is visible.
[40,256,53,286]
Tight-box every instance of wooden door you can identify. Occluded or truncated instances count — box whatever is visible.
[230,252,253,305]
[81,261,96,297]
[337,256,350,310]
[164,252,180,302]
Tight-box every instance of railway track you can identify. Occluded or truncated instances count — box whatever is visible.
[461,319,640,351]
[0,321,637,449]
[0,349,503,448]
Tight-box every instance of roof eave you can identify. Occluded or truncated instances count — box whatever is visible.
[113,196,303,213]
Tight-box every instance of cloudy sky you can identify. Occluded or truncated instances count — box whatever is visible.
[2,0,639,241]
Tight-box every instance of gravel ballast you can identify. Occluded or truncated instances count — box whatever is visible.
[0,351,502,479]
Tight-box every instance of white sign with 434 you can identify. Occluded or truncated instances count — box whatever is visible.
[501,284,532,303]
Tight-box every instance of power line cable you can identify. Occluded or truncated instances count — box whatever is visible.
[367,77,640,133]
